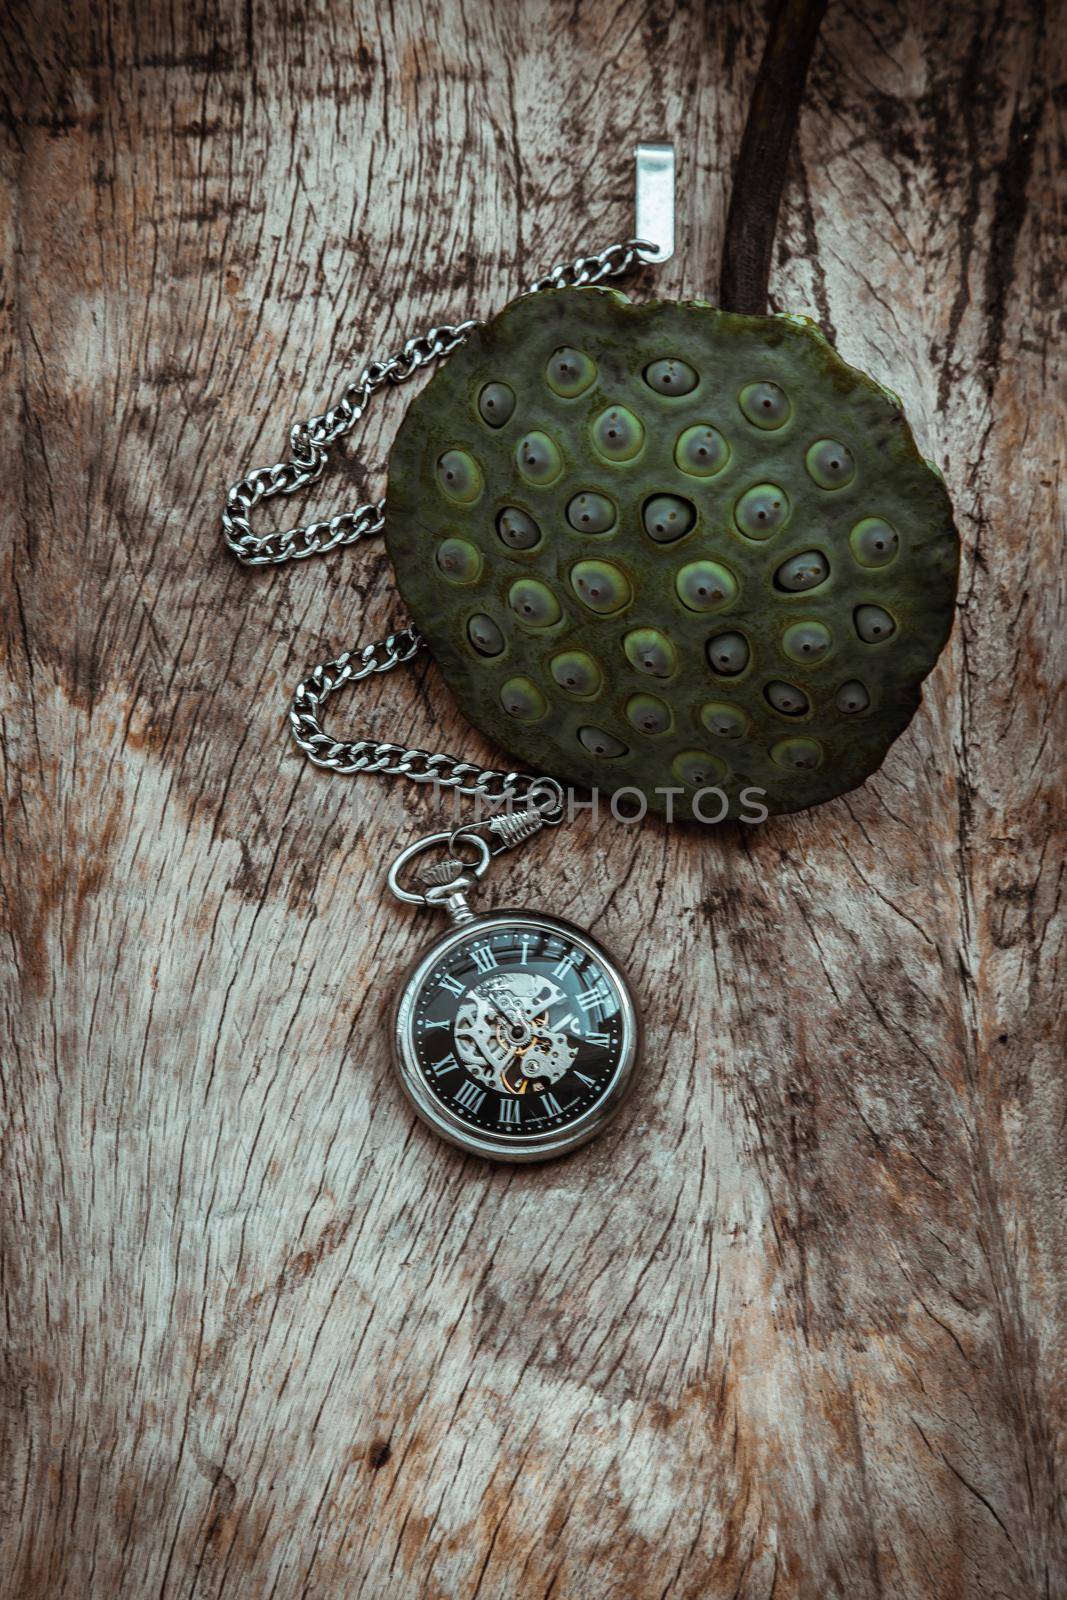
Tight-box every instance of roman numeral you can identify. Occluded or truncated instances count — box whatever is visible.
[577,984,610,1017]
[520,935,532,966]
[454,1080,486,1113]
[423,1017,449,1030]
[586,1031,611,1047]
[540,1092,562,1117]
[471,945,498,974]
[430,1052,460,1078]
[438,972,464,997]
[574,1070,597,1088]
[552,949,579,979]
[498,1098,521,1125]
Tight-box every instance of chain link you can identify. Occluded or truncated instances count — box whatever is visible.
[223,236,657,802]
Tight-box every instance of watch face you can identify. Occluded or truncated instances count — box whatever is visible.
[393,911,639,1162]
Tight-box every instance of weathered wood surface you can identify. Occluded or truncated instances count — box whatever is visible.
[1,2,1064,1596]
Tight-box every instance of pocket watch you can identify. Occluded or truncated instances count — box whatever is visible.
[387,810,640,1162]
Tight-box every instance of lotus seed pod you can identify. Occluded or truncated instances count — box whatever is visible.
[437,449,482,503]
[836,679,871,714]
[765,680,810,716]
[644,358,698,395]
[516,431,562,485]
[578,725,628,758]
[592,404,645,461]
[497,507,541,549]
[566,491,617,534]
[849,517,899,567]
[806,438,855,489]
[477,382,515,428]
[735,483,789,540]
[626,693,673,735]
[546,346,597,397]
[385,288,958,820]
[509,577,561,628]
[739,381,791,429]
[624,627,677,678]
[707,631,750,676]
[467,613,504,656]
[675,560,737,612]
[500,676,547,721]
[782,621,831,663]
[644,494,696,543]
[771,736,823,770]
[855,604,896,642]
[775,550,829,591]
[672,750,728,787]
[674,424,729,478]
[436,537,482,584]
[570,559,631,615]
[701,702,748,739]
[550,650,603,697]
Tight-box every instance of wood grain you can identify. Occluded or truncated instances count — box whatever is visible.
[1,2,1064,1596]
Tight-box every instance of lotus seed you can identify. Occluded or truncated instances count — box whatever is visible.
[643,494,696,544]
[672,749,727,787]
[706,631,750,676]
[591,405,645,462]
[546,347,597,398]
[771,736,823,770]
[578,725,628,758]
[500,677,547,722]
[550,650,603,697]
[675,560,737,613]
[806,438,855,489]
[626,693,672,735]
[497,507,541,549]
[624,627,677,678]
[775,550,829,592]
[467,613,504,656]
[765,680,810,716]
[570,559,631,615]
[854,604,896,643]
[566,492,617,534]
[515,430,563,485]
[836,679,871,714]
[782,621,831,663]
[644,358,698,395]
[674,424,729,478]
[701,702,748,739]
[435,537,482,584]
[739,381,791,430]
[849,517,899,567]
[508,577,561,628]
[436,449,482,503]
[735,483,789,540]
[477,382,515,428]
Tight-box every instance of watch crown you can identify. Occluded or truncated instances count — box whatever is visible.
[418,856,470,889]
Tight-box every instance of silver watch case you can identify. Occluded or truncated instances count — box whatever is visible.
[391,909,641,1163]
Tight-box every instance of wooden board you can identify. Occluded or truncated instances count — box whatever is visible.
[2,2,1064,1595]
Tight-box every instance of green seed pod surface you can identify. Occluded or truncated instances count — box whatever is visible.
[385,289,958,819]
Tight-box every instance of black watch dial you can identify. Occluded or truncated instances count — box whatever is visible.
[410,919,629,1143]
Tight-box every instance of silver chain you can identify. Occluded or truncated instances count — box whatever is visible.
[223,236,656,806]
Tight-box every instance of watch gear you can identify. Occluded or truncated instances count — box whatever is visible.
[454,971,577,1090]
